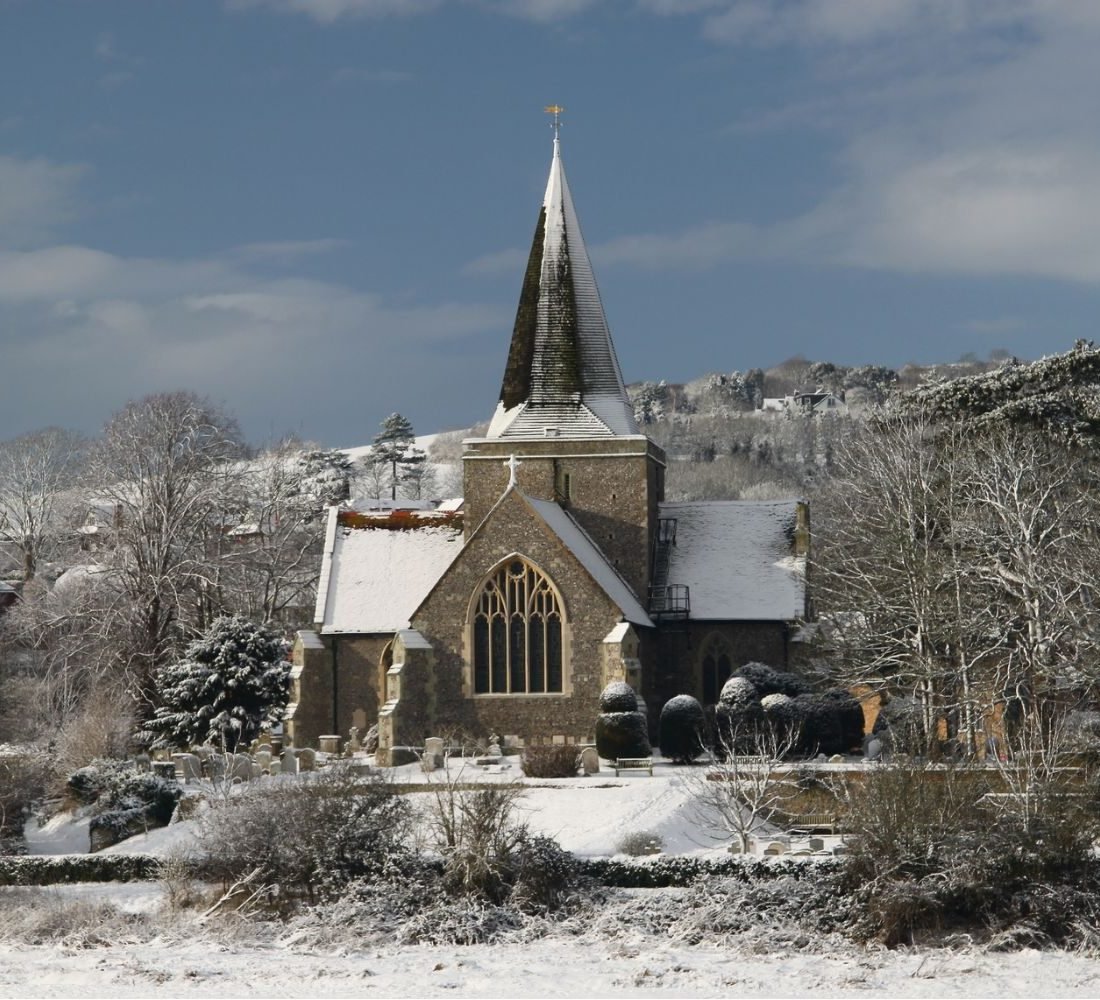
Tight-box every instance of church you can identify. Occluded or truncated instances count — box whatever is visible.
[288,126,810,760]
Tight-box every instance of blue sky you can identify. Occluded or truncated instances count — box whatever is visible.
[4,1,1100,446]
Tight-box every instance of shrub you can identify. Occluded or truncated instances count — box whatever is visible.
[196,765,412,902]
[735,662,808,699]
[658,694,706,763]
[0,751,52,852]
[795,690,863,755]
[599,680,639,713]
[595,681,650,761]
[714,676,764,755]
[66,758,182,849]
[521,745,579,778]
[616,830,664,856]
[595,712,650,761]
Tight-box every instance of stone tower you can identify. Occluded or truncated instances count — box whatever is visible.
[463,129,667,600]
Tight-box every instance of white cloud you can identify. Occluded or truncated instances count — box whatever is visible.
[625,1,1100,286]
[0,238,508,440]
[462,246,528,277]
[0,156,86,248]
[225,0,441,22]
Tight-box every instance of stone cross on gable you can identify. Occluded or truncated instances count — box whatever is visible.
[504,454,522,489]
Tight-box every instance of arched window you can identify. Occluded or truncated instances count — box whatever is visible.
[701,634,733,705]
[471,558,564,694]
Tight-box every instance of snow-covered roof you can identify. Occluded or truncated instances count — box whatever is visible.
[315,508,463,634]
[487,136,638,441]
[525,495,651,626]
[660,500,806,621]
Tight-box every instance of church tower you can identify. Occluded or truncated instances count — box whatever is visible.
[463,118,666,600]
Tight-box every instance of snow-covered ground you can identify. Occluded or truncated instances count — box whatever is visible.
[7,759,1100,997]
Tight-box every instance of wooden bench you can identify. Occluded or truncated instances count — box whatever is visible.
[614,757,653,776]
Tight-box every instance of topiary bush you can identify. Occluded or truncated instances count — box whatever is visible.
[736,662,809,699]
[595,681,650,761]
[714,675,765,756]
[600,680,640,714]
[658,694,706,763]
[796,690,864,756]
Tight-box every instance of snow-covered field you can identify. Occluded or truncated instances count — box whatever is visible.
[6,759,1100,998]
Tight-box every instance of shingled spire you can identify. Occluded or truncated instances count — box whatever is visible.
[486,129,639,439]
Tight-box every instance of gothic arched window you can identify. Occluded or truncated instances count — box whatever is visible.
[471,558,565,694]
[701,634,734,705]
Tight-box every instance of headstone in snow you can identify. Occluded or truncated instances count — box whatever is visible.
[255,749,273,772]
[298,747,318,772]
[347,727,361,753]
[423,736,444,771]
[230,754,252,782]
[580,746,600,775]
[134,753,151,773]
[282,748,299,776]
[179,753,203,784]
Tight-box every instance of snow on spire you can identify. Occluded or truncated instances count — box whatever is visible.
[487,115,639,440]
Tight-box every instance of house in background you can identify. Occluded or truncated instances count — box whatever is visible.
[289,129,809,757]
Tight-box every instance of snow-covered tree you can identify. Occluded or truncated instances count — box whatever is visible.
[295,448,353,518]
[144,615,290,752]
[0,427,86,581]
[367,413,426,502]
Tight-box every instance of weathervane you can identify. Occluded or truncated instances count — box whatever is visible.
[544,104,565,140]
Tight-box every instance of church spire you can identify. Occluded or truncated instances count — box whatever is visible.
[487,115,639,440]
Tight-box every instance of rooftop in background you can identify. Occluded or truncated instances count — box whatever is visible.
[660,500,807,621]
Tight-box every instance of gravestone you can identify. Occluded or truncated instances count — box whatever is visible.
[318,735,341,755]
[298,747,317,772]
[809,837,825,852]
[269,759,282,776]
[230,754,253,782]
[282,748,299,775]
[179,753,203,784]
[580,746,600,775]
[208,754,227,782]
[347,727,361,754]
[134,753,152,773]
[423,736,444,772]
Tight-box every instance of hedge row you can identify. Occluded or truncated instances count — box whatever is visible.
[580,854,841,888]
[0,853,163,886]
[1,851,841,889]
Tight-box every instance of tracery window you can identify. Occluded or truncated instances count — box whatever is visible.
[701,634,733,705]
[472,558,564,694]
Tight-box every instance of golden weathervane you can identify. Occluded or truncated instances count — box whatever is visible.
[544,104,565,137]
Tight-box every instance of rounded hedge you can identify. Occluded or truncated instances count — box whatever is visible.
[600,680,640,714]
[596,711,651,761]
[658,694,706,764]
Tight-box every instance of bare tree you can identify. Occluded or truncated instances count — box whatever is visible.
[688,725,802,853]
[88,391,245,710]
[219,441,323,624]
[0,427,86,581]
